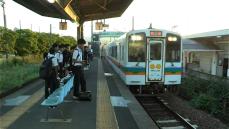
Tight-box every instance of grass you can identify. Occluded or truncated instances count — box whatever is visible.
[0,56,41,94]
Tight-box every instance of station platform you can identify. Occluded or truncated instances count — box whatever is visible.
[0,58,158,129]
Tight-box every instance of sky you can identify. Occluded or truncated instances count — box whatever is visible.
[0,0,229,40]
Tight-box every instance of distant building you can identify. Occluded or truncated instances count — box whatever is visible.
[92,31,125,45]
[183,29,229,78]
[91,31,125,57]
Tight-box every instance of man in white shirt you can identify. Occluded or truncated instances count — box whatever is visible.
[72,39,87,99]
[45,44,59,99]
[57,44,64,78]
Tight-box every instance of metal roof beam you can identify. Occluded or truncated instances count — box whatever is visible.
[55,0,80,23]
[89,0,107,10]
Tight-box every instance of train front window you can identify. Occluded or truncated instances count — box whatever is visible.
[150,42,161,60]
[166,34,181,62]
[128,33,146,62]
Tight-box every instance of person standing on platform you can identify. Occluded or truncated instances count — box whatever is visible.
[57,44,64,78]
[63,44,71,75]
[72,39,87,99]
[84,46,89,66]
[45,44,59,98]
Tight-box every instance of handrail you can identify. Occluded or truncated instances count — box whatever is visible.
[186,69,229,82]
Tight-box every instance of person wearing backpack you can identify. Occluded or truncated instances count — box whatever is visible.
[72,39,87,99]
[57,44,64,78]
[45,45,59,98]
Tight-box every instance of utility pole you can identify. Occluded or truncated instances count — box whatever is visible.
[30,24,32,31]
[0,0,7,28]
[91,20,93,42]
[50,24,52,34]
[132,16,134,31]
[171,25,178,32]
[0,0,8,61]
[19,20,21,30]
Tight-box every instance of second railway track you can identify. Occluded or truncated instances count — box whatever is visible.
[136,95,198,129]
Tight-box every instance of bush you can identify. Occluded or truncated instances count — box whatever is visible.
[181,76,229,119]
[0,63,39,93]
[179,77,197,99]
[11,57,24,65]
[0,56,40,94]
[207,79,229,100]
[191,94,220,114]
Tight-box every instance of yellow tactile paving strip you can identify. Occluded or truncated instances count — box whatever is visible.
[96,59,119,129]
[0,87,44,129]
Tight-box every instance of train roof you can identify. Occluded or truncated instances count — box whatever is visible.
[107,28,181,45]
[127,28,181,36]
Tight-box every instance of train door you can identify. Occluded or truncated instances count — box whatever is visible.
[223,58,228,77]
[146,39,164,82]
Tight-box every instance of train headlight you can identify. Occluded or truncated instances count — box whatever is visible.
[168,37,173,41]
[130,35,143,41]
[172,37,177,41]
[168,36,177,42]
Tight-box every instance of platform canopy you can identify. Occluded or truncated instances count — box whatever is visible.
[13,0,133,23]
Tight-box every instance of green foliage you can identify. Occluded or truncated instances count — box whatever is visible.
[181,76,229,117]
[1,27,76,56]
[191,94,216,111]
[207,79,229,100]
[0,59,39,93]
[56,36,76,46]
[180,77,197,99]
[15,29,39,56]
[11,57,24,66]
[37,32,52,54]
[0,28,77,94]
[0,27,18,54]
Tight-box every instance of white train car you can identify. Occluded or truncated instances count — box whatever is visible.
[106,28,182,87]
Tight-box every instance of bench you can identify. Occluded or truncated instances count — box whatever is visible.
[41,75,74,120]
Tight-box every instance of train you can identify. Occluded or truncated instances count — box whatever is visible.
[104,28,182,90]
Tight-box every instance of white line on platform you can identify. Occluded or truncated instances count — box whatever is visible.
[40,118,72,123]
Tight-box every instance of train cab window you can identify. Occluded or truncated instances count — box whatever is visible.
[166,34,181,62]
[150,42,161,60]
[128,33,146,62]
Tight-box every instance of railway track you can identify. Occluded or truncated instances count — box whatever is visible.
[136,95,198,129]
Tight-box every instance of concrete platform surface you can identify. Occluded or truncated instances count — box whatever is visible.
[0,57,159,129]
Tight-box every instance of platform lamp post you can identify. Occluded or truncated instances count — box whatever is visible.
[0,0,7,28]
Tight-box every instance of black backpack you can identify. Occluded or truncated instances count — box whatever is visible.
[39,57,54,79]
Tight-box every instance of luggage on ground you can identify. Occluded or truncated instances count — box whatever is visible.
[79,91,92,101]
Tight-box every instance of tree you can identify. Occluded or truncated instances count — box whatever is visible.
[37,32,52,54]
[15,29,38,56]
[0,27,18,59]
[56,36,76,46]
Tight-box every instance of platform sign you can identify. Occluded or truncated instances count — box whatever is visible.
[95,22,103,30]
[59,21,67,30]
[103,24,109,28]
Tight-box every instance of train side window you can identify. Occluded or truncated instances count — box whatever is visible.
[111,46,117,59]
[166,42,181,62]
[166,34,181,62]
[150,42,161,60]
[128,33,146,62]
